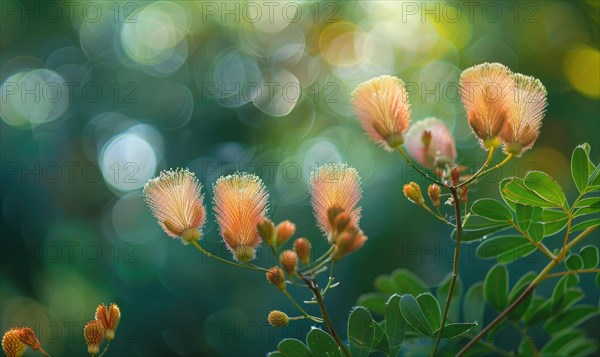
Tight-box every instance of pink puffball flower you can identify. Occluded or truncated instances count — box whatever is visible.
[404,117,457,168]
[213,173,269,262]
[143,168,206,244]
[352,75,412,151]
[309,163,362,240]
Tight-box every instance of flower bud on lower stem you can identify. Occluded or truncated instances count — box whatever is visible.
[266,267,286,290]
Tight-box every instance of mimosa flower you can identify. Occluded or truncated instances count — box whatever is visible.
[500,73,547,156]
[143,168,206,244]
[17,328,40,350]
[95,303,121,340]
[460,62,513,149]
[309,163,362,239]
[83,320,104,356]
[2,328,26,357]
[352,75,412,151]
[405,118,457,168]
[213,173,269,262]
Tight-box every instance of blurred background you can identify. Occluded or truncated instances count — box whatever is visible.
[1,0,599,356]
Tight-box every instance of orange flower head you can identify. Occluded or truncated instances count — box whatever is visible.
[2,328,26,357]
[293,238,311,265]
[310,163,362,240]
[83,320,104,355]
[500,73,547,156]
[405,118,457,168]
[143,168,206,244]
[460,62,513,149]
[352,75,412,151]
[17,327,40,350]
[213,173,269,262]
[95,303,121,340]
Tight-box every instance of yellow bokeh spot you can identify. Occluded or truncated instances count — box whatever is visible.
[565,45,600,98]
[319,22,360,67]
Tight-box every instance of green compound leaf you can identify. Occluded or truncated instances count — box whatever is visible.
[570,217,600,233]
[384,294,406,357]
[471,198,513,222]
[306,328,342,357]
[416,293,441,332]
[566,254,584,271]
[399,294,433,338]
[542,209,569,236]
[540,329,586,355]
[501,177,557,208]
[543,305,600,335]
[347,307,376,357]
[580,245,599,268]
[277,339,312,357]
[452,222,511,243]
[507,272,536,321]
[374,269,429,296]
[523,171,567,207]
[572,145,590,193]
[476,235,535,263]
[356,293,387,315]
[484,264,508,312]
[433,322,478,340]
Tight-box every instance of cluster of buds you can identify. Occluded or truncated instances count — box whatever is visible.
[84,303,121,356]
[257,219,296,249]
[2,327,43,357]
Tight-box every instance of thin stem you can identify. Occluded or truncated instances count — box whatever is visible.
[458,153,513,188]
[97,342,110,357]
[516,323,540,357]
[191,241,268,272]
[560,211,573,256]
[396,146,447,187]
[432,187,463,357]
[281,289,323,323]
[39,347,52,357]
[321,261,336,296]
[422,204,456,227]
[300,246,335,273]
[299,275,351,357]
[543,268,600,280]
[459,335,513,357]
[509,221,557,261]
[461,146,495,186]
[458,224,599,356]
[306,257,332,276]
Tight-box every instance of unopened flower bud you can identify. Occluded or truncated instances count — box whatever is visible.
[275,220,296,246]
[294,238,311,265]
[257,218,276,245]
[17,328,40,350]
[427,184,441,208]
[333,230,368,260]
[267,311,289,327]
[266,267,286,290]
[450,167,460,186]
[403,182,424,206]
[279,250,298,276]
[83,320,104,356]
[326,207,344,230]
[2,328,26,357]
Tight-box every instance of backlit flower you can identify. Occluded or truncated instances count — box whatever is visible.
[213,173,269,262]
[2,328,26,357]
[310,163,362,239]
[405,118,457,168]
[83,320,104,356]
[143,168,206,244]
[460,63,513,149]
[500,73,547,156]
[95,303,121,340]
[352,75,412,151]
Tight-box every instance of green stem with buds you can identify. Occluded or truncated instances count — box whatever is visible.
[97,342,110,357]
[432,187,463,357]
